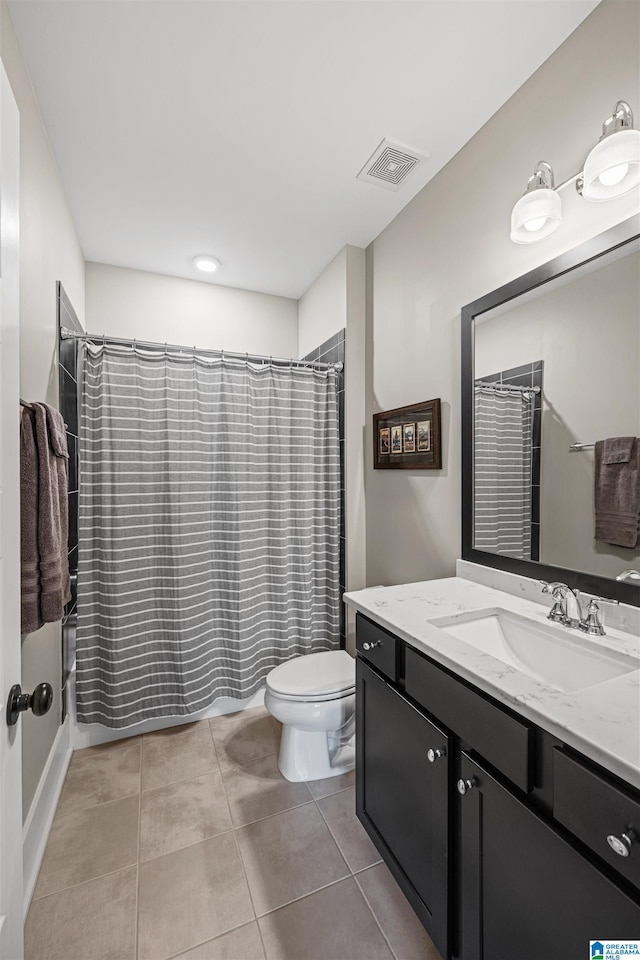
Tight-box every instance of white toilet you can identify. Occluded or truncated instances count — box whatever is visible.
[264,649,356,782]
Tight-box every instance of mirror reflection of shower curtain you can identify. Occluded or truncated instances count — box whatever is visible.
[76,345,340,728]
[474,386,534,560]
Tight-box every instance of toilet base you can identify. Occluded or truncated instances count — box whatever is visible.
[277,725,355,782]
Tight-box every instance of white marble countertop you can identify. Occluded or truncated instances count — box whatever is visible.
[344,575,640,790]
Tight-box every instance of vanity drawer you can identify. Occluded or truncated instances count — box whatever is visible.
[356,615,398,683]
[553,749,640,891]
[405,647,534,792]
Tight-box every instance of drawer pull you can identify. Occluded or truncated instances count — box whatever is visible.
[427,747,446,763]
[362,640,381,651]
[607,832,634,858]
[457,777,477,796]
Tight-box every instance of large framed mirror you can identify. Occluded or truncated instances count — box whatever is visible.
[462,214,640,607]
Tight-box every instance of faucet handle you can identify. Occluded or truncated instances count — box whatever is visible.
[579,596,619,637]
[540,582,568,622]
[587,595,619,606]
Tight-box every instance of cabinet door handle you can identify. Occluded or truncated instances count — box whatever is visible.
[607,832,633,858]
[362,640,381,651]
[457,777,477,796]
[427,747,446,763]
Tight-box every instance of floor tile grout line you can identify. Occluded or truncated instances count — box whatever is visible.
[139,825,239,866]
[140,765,224,799]
[31,861,139,904]
[163,918,264,960]
[353,869,400,960]
[254,871,353,922]
[215,737,261,927]
[229,797,316,833]
[54,785,141,822]
[135,739,142,960]
[313,797,357,877]
[217,744,283,773]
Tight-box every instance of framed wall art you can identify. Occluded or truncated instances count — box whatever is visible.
[373,398,442,470]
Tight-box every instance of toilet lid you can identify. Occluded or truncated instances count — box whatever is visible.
[266,650,355,700]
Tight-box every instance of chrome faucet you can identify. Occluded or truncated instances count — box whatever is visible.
[616,569,640,583]
[540,582,583,628]
[540,582,619,635]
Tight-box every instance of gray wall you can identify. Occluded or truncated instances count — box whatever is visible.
[86,261,298,358]
[298,245,367,652]
[2,0,86,820]
[365,0,640,589]
[475,250,640,580]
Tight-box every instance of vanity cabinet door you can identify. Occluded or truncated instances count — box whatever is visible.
[458,752,640,960]
[356,657,450,959]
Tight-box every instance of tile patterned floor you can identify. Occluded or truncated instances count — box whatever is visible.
[25,707,442,960]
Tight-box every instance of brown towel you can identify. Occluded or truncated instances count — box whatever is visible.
[20,407,41,633]
[594,437,640,548]
[602,436,635,464]
[20,403,71,634]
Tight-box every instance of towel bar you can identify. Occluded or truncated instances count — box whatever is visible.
[569,442,595,451]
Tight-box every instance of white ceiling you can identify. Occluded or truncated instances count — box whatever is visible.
[9,0,598,299]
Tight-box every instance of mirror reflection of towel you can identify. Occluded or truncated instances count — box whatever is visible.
[594,437,640,548]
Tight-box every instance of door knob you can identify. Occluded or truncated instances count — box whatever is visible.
[427,747,446,763]
[6,683,53,726]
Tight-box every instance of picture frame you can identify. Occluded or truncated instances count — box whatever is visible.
[373,399,442,470]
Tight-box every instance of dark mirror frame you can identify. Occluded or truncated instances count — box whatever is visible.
[461,213,640,607]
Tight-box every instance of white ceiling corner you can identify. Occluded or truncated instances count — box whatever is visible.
[8,0,599,299]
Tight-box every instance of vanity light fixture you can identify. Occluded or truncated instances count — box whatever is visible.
[580,101,640,201]
[510,99,640,243]
[510,162,563,244]
[192,255,221,273]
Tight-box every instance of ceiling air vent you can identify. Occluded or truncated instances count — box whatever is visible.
[357,139,429,191]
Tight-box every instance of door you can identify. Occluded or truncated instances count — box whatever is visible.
[0,62,23,959]
[458,752,640,960]
[356,658,450,959]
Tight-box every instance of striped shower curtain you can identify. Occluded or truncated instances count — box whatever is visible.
[76,344,341,727]
[474,386,534,559]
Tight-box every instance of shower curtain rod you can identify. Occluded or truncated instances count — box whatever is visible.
[60,327,343,372]
[475,380,540,395]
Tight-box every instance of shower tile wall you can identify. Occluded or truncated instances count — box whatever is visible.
[302,328,346,647]
[58,283,83,720]
[477,360,543,561]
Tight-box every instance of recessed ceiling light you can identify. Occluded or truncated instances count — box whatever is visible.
[192,255,221,273]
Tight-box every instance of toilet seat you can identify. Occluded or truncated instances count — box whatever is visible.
[266,649,355,702]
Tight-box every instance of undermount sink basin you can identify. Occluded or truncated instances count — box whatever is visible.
[432,608,639,693]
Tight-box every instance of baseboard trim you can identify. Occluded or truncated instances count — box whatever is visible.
[22,718,72,917]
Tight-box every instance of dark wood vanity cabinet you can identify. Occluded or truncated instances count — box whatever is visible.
[356,658,450,959]
[355,614,640,960]
[458,752,640,960]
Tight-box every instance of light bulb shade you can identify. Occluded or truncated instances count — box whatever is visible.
[582,128,640,200]
[510,188,562,244]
